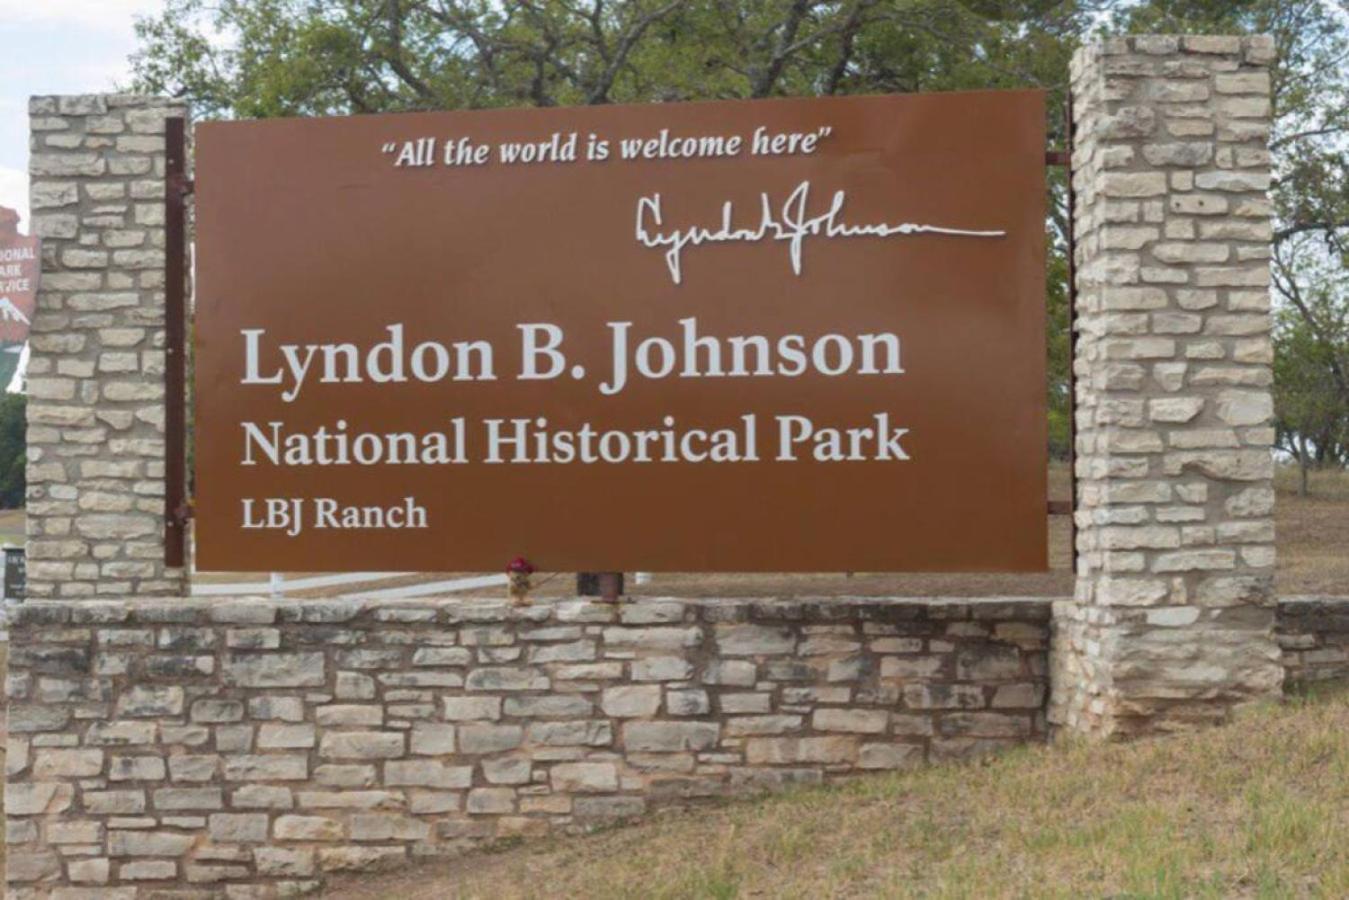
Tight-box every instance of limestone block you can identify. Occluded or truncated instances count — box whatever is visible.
[602,685,662,717]
[550,762,619,792]
[318,732,405,760]
[623,721,720,752]
[442,696,503,721]
[812,708,889,733]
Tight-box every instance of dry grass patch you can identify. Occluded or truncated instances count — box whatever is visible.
[1275,466,1349,595]
[0,508,22,545]
[327,687,1349,900]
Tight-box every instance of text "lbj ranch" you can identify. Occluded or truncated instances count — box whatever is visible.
[243,497,427,537]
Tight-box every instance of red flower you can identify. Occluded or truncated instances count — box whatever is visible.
[507,556,535,575]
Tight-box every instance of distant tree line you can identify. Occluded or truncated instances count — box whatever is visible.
[1273,247,1348,492]
[130,0,1348,477]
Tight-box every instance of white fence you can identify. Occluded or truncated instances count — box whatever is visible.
[190,571,508,600]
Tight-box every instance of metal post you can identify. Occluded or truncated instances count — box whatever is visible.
[164,117,190,569]
[1064,92,1079,573]
[1043,95,1078,571]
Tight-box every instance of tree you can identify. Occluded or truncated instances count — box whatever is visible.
[1272,236,1349,492]
[130,0,1349,469]
[1274,305,1348,493]
[131,1,1091,117]
[132,0,1086,453]
[0,393,25,509]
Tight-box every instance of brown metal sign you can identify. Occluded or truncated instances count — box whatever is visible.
[193,90,1047,573]
[0,207,39,390]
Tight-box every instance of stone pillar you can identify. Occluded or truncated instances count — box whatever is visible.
[26,95,187,598]
[1050,35,1283,737]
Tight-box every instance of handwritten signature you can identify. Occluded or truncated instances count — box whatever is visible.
[635,180,1006,285]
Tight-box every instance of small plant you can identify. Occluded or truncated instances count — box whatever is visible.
[506,556,535,606]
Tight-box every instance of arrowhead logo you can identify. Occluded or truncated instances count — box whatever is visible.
[0,298,30,326]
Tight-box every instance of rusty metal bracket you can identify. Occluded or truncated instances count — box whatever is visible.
[167,173,195,197]
[598,572,623,603]
[165,117,190,569]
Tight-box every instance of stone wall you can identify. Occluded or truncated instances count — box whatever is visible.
[4,596,1049,895]
[1277,597,1349,687]
[26,95,186,599]
[1051,35,1284,737]
[13,50,1338,896]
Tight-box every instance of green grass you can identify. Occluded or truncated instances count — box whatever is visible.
[328,686,1349,900]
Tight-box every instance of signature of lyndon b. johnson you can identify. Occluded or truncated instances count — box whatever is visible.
[634,180,1006,285]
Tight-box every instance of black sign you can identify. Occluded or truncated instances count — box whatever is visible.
[4,545,25,601]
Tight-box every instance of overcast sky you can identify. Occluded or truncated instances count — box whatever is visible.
[0,0,166,231]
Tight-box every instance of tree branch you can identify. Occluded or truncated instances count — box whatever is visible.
[823,0,875,95]
[1274,220,1349,244]
[750,0,814,97]
[588,0,686,104]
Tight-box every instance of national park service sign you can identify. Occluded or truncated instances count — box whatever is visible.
[0,206,38,391]
[194,90,1047,572]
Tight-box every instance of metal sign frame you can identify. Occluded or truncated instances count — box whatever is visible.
[164,95,1078,579]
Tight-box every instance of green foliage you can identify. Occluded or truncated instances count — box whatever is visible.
[0,393,25,509]
[131,0,1086,115]
[1273,240,1349,479]
[1275,311,1343,454]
